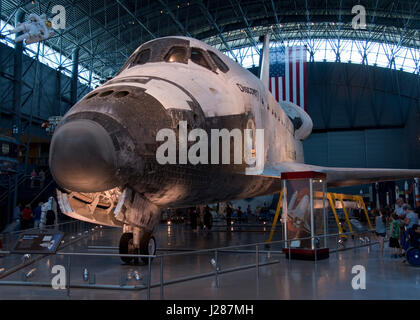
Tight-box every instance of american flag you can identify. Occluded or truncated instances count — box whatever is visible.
[269,46,307,110]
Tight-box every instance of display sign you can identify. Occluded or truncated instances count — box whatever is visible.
[282,172,327,250]
[11,232,63,254]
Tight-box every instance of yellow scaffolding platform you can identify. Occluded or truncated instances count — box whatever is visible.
[266,190,374,243]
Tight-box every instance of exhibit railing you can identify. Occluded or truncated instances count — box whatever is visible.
[0,228,378,300]
[0,219,97,250]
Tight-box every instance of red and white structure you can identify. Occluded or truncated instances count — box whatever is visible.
[269,46,308,110]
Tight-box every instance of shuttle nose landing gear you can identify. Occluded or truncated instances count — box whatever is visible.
[114,188,160,264]
[119,229,157,264]
[119,233,138,264]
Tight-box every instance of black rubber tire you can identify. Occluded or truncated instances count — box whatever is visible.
[119,232,137,264]
[140,234,156,264]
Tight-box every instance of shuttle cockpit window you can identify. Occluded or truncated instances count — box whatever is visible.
[115,53,136,75]
[131,49,151,67]
[165,46,188,64]
[208,51,229,73]
[190,48,211,70]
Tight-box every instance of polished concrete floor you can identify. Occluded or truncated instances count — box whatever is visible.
[0,221,419,300]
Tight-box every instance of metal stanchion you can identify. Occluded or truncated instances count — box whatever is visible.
[288,240,291,262]
[215,249,219,288]
[66,255,71,298]
[160,256,164,300]
[256,244,259,283]
[147,256,151,300]
[336,234,339,259]
[314,237,317,263]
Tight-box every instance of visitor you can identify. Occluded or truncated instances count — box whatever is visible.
[40,199,51,229]
[401,204,419,251]
[409,224,420,248]
[403,204,419,230]
[374,209,386,257]
[189,207,197,231]
[415,206,420,219]
[243,204,250,222]
[246,204,252,220]
[389,213,402,258]
[226,203,233,229]
[21,204,33,230]
[394,197,405,218]
[39,169,45,188]
[49,196,58,225]
[196,206,203,229]
[30,169,37,188]
[237,206,243,223]
[33,202,43,228]
[203,205,213,231]
[46,209,55,226]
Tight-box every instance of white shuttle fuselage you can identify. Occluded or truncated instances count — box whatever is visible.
[49,36,420,260]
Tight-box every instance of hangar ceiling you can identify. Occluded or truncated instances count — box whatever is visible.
[1,0,419,78]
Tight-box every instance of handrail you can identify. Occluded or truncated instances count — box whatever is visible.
[29,179,55,205]
[55,229,376,259]
[0,227,378,300]
[0,174,28,201]
[0,219,88,236]
[0,172,54,205]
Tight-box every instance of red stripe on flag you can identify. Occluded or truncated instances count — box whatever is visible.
[275,77,279,102]
[289,47,293,103]
[296,58,300,107]
[282,77,285,102]
[269,77,272,92]
[304,60,307,112]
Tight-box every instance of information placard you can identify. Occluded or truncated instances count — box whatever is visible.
[12,232,63,254]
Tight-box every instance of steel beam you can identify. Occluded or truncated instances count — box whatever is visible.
[70,47,80,105]
[10,8,25,226]
[116,0,156,39]
[157,0,191,37]
[197,1,237,61]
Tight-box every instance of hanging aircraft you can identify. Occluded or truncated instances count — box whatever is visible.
[49,35,420,263]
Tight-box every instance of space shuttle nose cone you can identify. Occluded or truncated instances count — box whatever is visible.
[49,119,118,192]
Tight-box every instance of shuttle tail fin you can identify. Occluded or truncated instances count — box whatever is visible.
[259,34,270,90]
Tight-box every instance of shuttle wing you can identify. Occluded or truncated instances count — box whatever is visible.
[262,162,420,187]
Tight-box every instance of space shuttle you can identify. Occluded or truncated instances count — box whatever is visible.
[49,35,420,262]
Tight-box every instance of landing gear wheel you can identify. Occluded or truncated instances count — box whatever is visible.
[119,233,138,264]
[140,234,156,264]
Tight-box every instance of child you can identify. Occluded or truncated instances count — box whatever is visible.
[389,213,402,258]
[374,209,387,257]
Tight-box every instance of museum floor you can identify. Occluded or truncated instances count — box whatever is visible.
[0,222,419,300]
